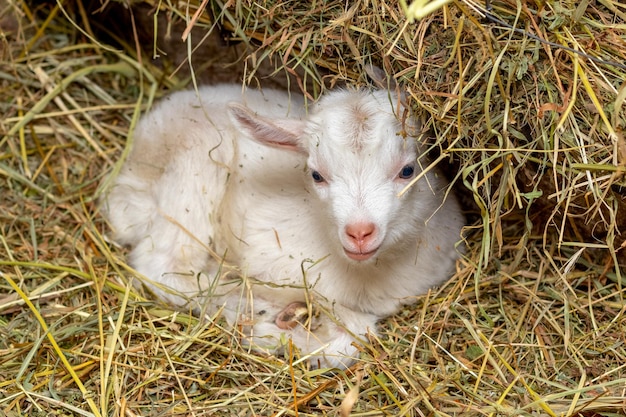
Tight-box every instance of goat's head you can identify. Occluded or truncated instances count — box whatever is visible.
[230,90,432,263]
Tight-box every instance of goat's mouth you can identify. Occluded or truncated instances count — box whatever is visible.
[343,247,379,261]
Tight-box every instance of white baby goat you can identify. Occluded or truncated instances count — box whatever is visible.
[102,84,465,369]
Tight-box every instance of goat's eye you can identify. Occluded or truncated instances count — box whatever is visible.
[311,170,325,183]
[398,165,415,179]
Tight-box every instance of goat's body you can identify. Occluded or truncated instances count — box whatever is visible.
[103,84,464,368]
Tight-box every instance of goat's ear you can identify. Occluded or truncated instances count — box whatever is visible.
[364,64,409,113]
[228,103,307,154]
[364,64,397,91]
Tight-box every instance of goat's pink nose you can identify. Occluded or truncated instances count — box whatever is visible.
[345,222,376,246]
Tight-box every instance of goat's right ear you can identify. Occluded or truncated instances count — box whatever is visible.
[228,103,307,154]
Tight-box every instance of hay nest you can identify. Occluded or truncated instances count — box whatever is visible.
[1,0,625,415]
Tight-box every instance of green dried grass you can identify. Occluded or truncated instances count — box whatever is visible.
[1,0,625,416]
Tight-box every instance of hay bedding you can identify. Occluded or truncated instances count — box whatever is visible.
[1,0,625,416]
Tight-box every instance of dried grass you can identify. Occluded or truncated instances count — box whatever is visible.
[1,0,625,416]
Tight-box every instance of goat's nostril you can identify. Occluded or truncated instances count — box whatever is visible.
[345,222,376,243]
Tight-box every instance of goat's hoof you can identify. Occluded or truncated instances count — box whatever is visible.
[275,301,309,330]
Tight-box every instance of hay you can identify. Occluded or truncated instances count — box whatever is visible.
[1,0,625,416]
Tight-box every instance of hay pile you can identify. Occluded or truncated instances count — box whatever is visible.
[1,0,625,416]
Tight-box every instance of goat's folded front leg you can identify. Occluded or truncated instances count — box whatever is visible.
[275,301,316,330]
[231,296,378,369]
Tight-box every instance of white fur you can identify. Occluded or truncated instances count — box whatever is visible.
[102,84,465,369]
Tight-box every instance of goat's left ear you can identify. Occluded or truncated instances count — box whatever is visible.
[364,64,409,111]
[365,64,397,91]
[228,103,307,154]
